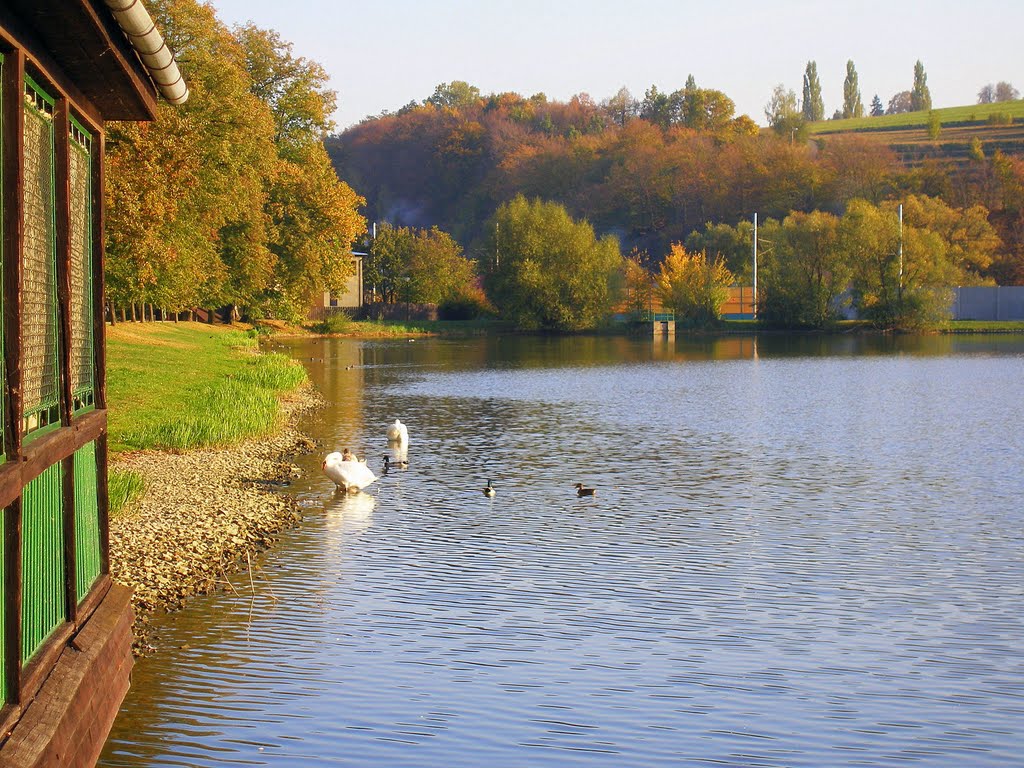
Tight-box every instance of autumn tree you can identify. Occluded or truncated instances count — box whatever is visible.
[887,91,913,114]
[427,81,482,110]
[685,220,754,281]
[911,60,932,111]
[802,61,824,121]
[995,82,1021,102]
[843,60,864,118]
[106,0,277,316]
[622,251,654,315]
[759,211,850,328]
[841,199,956,329]
[655,244,733,326]
[483,196,623,330]
[236,22,365,317]
[765,85,804,142]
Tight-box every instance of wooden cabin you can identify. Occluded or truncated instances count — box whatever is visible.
[0,1,185,765]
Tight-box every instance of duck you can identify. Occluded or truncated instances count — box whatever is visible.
[483,479,496,497]
[574,483,596,497]
[382,454,409,471]
[323,452,378,493]
[386,418,409,446]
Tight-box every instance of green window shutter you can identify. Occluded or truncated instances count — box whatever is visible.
[21,462,66,663]
[69,117,94,413]
[74,441,101,600]
[21,76,60,439]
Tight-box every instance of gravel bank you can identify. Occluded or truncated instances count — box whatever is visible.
[109,383,323,654]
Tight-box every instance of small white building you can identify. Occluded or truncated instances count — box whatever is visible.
[310,253,364,319]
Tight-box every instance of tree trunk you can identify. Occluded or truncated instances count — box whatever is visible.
[107,301,116,326]
[130,303,137,322]
[207,308,215,324]
[119,307,126,323]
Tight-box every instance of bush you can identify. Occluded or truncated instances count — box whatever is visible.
[314,311,352,334]
[438,290,494,320]
[988,111,1013,126]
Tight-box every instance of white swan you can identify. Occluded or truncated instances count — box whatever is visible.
[323,452,378,493]
[386,419,409,446]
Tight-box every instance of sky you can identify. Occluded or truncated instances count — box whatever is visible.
[204,0,1024,131]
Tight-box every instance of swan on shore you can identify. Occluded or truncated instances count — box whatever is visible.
[386,419,409,446]
[323,452,378,493]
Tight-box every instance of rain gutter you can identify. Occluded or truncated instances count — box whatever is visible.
[102,0,189,105]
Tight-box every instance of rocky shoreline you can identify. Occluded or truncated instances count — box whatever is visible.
[108,383,324,654]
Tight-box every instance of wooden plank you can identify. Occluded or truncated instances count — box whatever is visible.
[2,48,26,710]
[18,410,106,489]
[17,621,73,709]
[74,573,109,630]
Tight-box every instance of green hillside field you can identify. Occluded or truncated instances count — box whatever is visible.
[805,100,1024,167]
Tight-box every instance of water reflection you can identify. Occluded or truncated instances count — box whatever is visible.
[101,334,1024,768]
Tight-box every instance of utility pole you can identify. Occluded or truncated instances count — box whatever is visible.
[897,203,903,303]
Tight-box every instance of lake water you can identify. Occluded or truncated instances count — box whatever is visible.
[100,334,1024,767]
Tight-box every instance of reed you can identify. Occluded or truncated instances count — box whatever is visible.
[107,322,307,452]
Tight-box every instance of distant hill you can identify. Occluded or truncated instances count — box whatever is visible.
[807,100,1024,167]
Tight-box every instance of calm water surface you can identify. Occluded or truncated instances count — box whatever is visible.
[100,334,1024,767]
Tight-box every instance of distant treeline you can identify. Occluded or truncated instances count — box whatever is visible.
[328,81,1024,285]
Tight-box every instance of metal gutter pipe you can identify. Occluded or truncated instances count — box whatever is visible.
[103,0,189,105]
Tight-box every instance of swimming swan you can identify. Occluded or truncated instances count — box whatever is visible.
[386,419,409,446]
[483,479,496,497]
[323,452,378,493]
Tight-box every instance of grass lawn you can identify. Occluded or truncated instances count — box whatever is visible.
[106,322,306,454]
[807,99,1024,134]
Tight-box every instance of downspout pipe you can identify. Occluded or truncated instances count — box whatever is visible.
[103,0,189,105]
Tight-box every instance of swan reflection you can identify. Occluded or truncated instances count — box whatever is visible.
[324,489,376,534]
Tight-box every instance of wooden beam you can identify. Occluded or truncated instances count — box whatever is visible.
[92,131,106,411]
[1,48,26,708]
[2,46,24,463]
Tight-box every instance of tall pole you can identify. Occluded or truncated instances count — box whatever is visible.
[897,203,903,303]
[752,212,758,319]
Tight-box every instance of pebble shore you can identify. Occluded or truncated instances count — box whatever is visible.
[108,384,323,654]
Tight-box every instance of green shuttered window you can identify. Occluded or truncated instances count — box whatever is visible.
[74,441,101,600]
[21,462,66,663]
[69,118,95,413]
[21,77,59,439]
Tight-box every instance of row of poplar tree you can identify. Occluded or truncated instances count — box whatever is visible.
[105,0,365,321]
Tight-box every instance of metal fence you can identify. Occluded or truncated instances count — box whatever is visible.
[952,286,1024,320]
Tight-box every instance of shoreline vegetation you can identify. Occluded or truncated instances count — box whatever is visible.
[107,323,322,653]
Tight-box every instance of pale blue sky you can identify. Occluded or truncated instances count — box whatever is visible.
[205,0,1023,131]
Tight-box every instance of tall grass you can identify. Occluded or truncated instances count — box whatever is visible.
[108,469,145,519]
[107,323,307,452]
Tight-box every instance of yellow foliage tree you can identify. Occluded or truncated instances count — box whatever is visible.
[655,244,734,325]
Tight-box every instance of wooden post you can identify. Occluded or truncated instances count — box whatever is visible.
[1,47,27,707]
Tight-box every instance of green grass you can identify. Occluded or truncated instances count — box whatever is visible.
[807,99,1024,135]
[106,322,307,453]
[944,320,1024,333]
[108,469,145,519]
[308,317,498,336]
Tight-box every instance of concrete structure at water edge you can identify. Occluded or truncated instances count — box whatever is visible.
[0,1,184,765]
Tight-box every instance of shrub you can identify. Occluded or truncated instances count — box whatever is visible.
[314,311,352,334]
